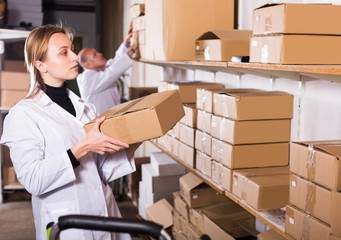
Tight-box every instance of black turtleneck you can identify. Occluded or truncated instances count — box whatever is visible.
[45,83,80,169]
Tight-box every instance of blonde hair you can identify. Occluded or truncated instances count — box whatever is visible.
[24,24,74,97]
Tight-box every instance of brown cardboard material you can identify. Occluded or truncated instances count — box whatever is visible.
[285,204,330,240]
[1,89,28,108]
[129,3,145,19]
[128,87,157,100]
[179,172,227,208]
[196,88,225,113]
[195,150,212,178]
[211,115,291,144]
[2,146,12,168]
[179,123,195,148]
[133,15,145,32]
[161,81,224,104]
[84,90,184,144]
[289,173,331,224]
[195,29,252,61]
[167,122,180,140]
[179,104,197,128]
[331,191,341,238]
[173,192,190,222]
[290,141,341,191]
[331,235,341,240]
[211,160,232,192]
[173,209,187,234]
[189,208,205,232]
[195,129,212,156]
[178,141,195,167]
[213,90,293,120]
[197,109,212,134]
[253,3,341,35]
[186,222,202,240]
[3,60,27,72]
[211,138,289,169]
[232,167,289,211]
[250,34,341,64]
[145,0,234,61]
[257,229,286,240]
[2,166,21,186]
[145,199,173,229]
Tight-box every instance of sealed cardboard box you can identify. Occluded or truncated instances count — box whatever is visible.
[197,109,212,134]
[129,3,145,19]
[196,88,225,113]
[189,208,205,231]
[145,0,234,61]
[178,141,195,167]
[150,152,186,176]
[179,104,197,128]
[4,60,27,72]
[331,235,341,240]
[232,167,289,211]
[179,172,227,208]
[167,122,180,139]
[195,129,212,156]
[195,29,252,61]
[173,191,190,222]
[195,150,212,177]
[161,81,224,104]
[250,34,341,64]
[84,90,184,144]
[211,161,232,192]
[331,191,341,238]
[133,15,145,32]
[211,138,289,169]
[128,87,157,100]
[179,123,195,148]
[257,229,286,240]
[1,90,28,108]
[213,90,293,120]
[1,71,30,90]
[186,222,202,240]
[173,209,188,234]
[146,199,173,229]
[290,141,341,191]
[289,173,331,224]
[211,115,291,144]
[253,3,341,35]
[285,204,330,240]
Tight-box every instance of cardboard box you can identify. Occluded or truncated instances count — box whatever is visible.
[250,34,341,64]
[253,3,341,35]
[133,15,145,32]
[285,204,330,240]
[128,87,157,100]
[138,30,145,45]
[186,222,202,240]
[1,71,30,90]
[195,29,252,61]
[173,209,188,234]
[211,160,232,192]
[129,3,145,19]
[195,129,212,156]
[195,150,212,177]
[290,141,341,191]
[3,60,27,72]
[213,90,293,120]
[150,152,186,176]
[146,199,173,229]
[179,123,195,148]
[178,141,195,167]
[173,192,190,222]
[189,208,205,232]
[167,122,180,139]
[145,0,234,61]
[196,88,225,113]
[232,167,289,211]
[1,90,28,108]
[258,229,286,240]
[289,173,331,224]
[331,235,341,240]
[139,44,146,59]
[141,163,183,193]
[197,109,212,134]
[331,191,341,238]
[161,81,224,104]
[211,115,291,145]
[139,180,174,206]
[211,138,289,169]
[2,166,21,186]
[179,104,197,128]
[179,172,227,208]
[84,90,185,144]
[2,146,12,168]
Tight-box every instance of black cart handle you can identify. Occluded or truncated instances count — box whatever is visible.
[47,214,171,240]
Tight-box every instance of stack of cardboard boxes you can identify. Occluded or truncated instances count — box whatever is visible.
[129,3,145,59]
[250,3,341,64]
[138,152,186,218]
[286,141,341,240]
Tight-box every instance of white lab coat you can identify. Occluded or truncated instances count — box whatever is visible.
[77,43,133,115]
[0,89,135,240]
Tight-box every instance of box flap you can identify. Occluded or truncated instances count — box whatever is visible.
[222,91,292,99]
[197,29,252,41]
[254,3,283,11]
[179,172,204,191]
[145,198,173,229]
[293,140,341,159]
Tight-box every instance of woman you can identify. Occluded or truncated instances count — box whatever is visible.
[0,24,139,240]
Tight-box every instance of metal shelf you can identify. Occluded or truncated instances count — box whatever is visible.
[149,140,293,240]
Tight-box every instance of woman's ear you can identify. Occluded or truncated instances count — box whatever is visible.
[35,60,48,73]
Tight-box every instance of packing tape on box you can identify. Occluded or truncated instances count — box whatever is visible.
[261,45,269,64]
[201,132,207,153]
[302,213,311,240]
[241,175,249,201]
[218,142,224,163]
[264,16,272,34]
[218,163,223,186]
[222,98,229,118]
[202,154,206,175]
[220,117,226,141]
[306,146,316,181]
[305,182,316,215]
[201,89,206,110]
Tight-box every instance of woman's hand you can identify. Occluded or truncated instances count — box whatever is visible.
[71,116,129,160]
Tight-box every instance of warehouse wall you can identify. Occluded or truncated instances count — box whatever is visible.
[125,0,341,155]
